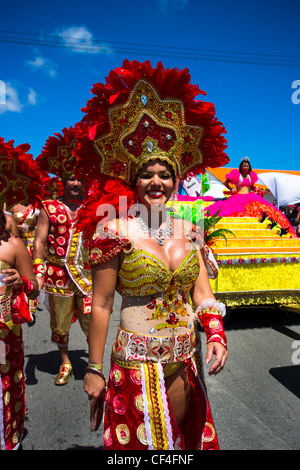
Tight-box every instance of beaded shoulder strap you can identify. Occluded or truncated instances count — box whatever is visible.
[115,218,128,237]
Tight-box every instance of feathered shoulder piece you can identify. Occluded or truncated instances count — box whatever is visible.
[75,175,136,241]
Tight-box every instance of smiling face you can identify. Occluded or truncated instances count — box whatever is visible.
[63,176,83,199]
[135,160,175,209]
[240,161,250,175]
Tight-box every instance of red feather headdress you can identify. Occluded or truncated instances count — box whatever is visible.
[74,59,229,237]
[0,137,47,210]
[76,59,228,182]
[36,126,79,182]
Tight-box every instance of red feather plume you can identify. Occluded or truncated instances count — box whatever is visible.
[0,137,48,209]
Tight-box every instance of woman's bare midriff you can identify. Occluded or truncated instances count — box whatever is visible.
[120,292,195,337]
[120,292,194,430]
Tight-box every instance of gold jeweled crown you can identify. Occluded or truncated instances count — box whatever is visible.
[93,80,204,183]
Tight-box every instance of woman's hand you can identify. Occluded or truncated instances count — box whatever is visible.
[2,269,23,289]
[84,372,106,407]
[205,342,228,376]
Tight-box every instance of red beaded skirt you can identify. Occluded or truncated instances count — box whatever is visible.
[0,323,26,450]
[103,351,219,450]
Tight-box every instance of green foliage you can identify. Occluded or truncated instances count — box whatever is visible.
[204,208,235,245]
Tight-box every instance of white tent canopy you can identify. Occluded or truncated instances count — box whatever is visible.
[257,172,300,207]
[204,180,227,199]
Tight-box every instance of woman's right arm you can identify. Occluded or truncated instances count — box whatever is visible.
[223,178,235,193]
[83,254,119,407]
[32,208,49,290]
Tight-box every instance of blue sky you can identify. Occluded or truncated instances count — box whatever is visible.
[0,0,299,172]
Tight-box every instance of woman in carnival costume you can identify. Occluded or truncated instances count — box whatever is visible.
[0,137,39,450]
[75,60,229,450]
[207,156,296,237]
[8,141,48,317]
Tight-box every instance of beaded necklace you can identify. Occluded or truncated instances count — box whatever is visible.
[135,212,173,246]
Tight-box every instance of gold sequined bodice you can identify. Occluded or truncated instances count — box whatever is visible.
[117,247,200,297]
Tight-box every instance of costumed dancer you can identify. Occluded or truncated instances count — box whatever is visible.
[9,143,48,317]
[33,127,92,385]
[75,59,229,450]
[0,137,39,450]
[207,157,296,237]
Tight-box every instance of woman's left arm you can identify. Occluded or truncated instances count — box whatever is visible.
[191,248,228,376]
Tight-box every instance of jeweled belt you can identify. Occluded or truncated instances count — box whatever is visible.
[111,326,198,367]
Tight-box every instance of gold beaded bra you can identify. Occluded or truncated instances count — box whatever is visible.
[89,219,201,331]
[115,217,200,298]
[117,246,200,297]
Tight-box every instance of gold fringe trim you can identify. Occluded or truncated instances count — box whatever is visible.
[143,362,169,450]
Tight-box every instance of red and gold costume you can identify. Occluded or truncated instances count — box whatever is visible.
[74,60,228,450]
[0,137,37,449]
[42,198,91,345]
[0,267,33,450]
[35,127,92,347]
[7,141,47,317]
[88,224,224,450]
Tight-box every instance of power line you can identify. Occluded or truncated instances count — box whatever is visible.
[1,29,300,60]
[1,29,300,68]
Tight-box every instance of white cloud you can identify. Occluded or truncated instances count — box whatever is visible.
[56,26,112,54]
[26,56,57,78]
[0,83,23,114]
[0,83,38,114]
[27,88,37,105]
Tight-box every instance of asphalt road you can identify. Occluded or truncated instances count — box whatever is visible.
[20,292,300,451]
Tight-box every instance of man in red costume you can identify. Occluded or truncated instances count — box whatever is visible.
[33,128,92,385]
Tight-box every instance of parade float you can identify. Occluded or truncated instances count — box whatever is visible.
[176,172,300,318]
